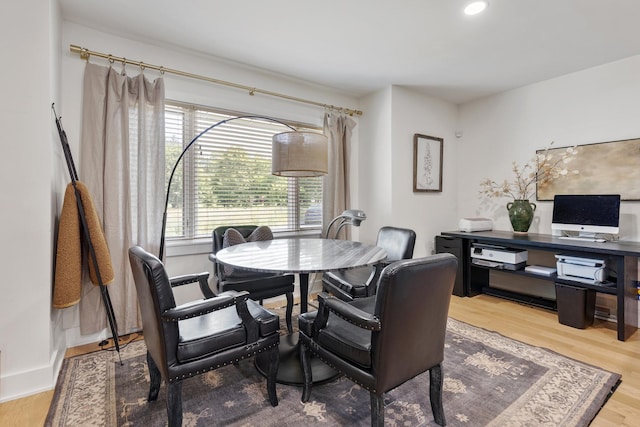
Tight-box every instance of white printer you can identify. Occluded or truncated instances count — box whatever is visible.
[471,243,528,270]
[555,254,606,284]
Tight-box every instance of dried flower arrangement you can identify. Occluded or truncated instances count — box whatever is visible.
[479,143,579,201]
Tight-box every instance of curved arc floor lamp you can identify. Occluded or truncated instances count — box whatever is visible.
[159,115,328,260]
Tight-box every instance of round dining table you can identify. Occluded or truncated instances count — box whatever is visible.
[215,237,387,385]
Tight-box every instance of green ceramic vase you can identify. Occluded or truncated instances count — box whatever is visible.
[506,199,536,233]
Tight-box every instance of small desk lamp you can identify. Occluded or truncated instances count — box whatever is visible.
[325,209,367,239]
[159,116,328,260]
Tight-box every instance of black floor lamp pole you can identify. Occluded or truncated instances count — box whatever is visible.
[158,116,296,260]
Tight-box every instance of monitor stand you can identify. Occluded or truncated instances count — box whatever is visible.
[558,232,606,243]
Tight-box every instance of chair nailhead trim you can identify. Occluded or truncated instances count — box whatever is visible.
[166,340,278,382]
[329,311,381,331]
[162,301,238,322]
[301,339,376,394]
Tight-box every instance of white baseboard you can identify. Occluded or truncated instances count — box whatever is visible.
[65,325,110,348]
[0,346,64,403]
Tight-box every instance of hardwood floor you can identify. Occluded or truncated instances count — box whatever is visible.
[1,294,638,426]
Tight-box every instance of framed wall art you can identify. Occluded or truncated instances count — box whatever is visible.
[413,133,443,192]
[536,137,640,201]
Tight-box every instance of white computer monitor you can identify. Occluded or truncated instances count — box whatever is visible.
[551,194,621,241]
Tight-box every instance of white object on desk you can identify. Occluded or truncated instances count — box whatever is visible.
[459,217,493,232]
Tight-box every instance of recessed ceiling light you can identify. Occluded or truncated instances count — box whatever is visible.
[464,1,489,16]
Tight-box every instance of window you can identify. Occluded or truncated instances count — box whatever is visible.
[165,102,323,241]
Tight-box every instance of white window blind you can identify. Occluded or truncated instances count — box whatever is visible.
[165,102,323,240]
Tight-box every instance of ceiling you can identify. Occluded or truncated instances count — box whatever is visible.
[60,0,640,104]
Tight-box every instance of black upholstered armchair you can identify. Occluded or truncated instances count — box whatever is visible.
[299,253,457,426]
[128,246,280,427]
[209,225,295,333]
[322,226,416,301]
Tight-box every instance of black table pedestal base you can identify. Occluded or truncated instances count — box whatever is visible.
[255,332,340,386]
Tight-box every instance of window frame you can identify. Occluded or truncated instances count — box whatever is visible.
[164,101,324,255]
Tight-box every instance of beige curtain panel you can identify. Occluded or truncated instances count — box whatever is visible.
[322,113,356,239]
[79,63,165,335]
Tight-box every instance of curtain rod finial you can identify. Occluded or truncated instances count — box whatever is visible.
[70,45,90,60]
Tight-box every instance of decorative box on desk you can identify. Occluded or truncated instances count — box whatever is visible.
[458,217,493,232]
[439,230,639,341]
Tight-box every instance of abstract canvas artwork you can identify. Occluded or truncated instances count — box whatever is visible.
[536,137,640,201]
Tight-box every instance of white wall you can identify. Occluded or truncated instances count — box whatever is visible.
[358,87,459,256]
[59,22,362,342]
[358,88,393,243]
[391,87,459,257]
[0,0,64,402]
[457,55,640,324]
[458,55,640,239]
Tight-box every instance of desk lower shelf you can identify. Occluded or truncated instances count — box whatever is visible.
[473,264,618,296]
[481,286,557,310]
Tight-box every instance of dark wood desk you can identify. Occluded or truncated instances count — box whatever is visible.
[438,230,639,341]
[216,237,387,384]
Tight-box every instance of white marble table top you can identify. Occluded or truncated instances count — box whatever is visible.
[216,237,387,274]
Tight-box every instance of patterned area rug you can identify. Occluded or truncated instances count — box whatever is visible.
[46,317,620,426]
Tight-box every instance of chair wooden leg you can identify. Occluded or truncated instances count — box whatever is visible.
[370,392,384,427]
[267,346,279,406]
[430,363,446,426]
[146,351,161,402]
[285,292,294,333]
[300,342,312,402]
[166,380,183,427]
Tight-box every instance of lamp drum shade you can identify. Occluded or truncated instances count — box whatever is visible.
[272,131,328,177]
